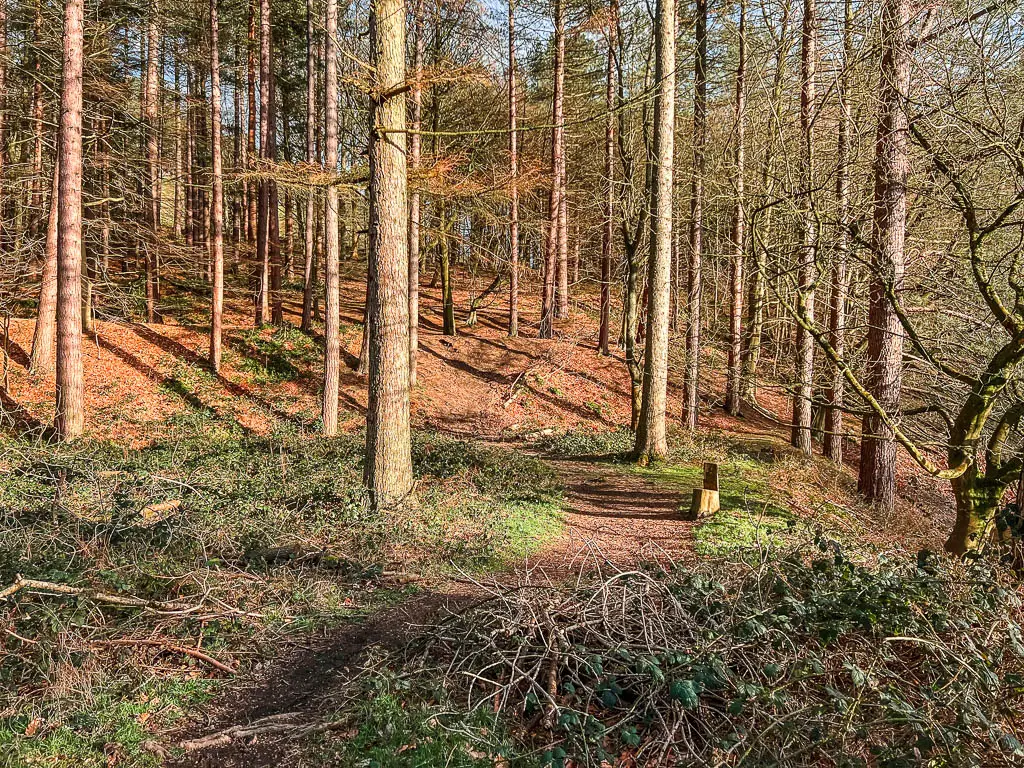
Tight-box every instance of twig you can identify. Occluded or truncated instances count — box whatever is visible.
[93,638,237,674]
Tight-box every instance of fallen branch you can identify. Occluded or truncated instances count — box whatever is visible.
[94,638,237,674]
[0,575,260,618]
[179,712,357,751]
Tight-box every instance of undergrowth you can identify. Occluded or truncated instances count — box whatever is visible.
[320,541,1024,767]
[0,427,561,767]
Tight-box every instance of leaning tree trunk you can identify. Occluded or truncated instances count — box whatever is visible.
[791,0,817,456]
[725,0,746,417]
[508,0,519,337]
[683,0,707,431]
[55,0,85,441]
[209,0,225,372]
[364,0,414,506]
[858,0,911,511]
[824,0,851,462]
[633,0,675,463]
[30,167,60,374]
[323,0,341,435]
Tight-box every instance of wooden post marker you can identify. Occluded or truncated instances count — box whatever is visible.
[686,461,720,520]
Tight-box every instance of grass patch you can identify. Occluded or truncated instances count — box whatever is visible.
[0,426,562,766]
[233,325,321,383]
[532,427,635,458]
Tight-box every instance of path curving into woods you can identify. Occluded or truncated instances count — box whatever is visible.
[167,453,694,767]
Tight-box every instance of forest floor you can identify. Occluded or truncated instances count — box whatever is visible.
[0,260,958,766]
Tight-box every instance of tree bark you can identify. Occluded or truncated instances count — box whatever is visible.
[859,0,911,511]
[791,0,817,456]
[30,167,60,374]
[682,0,707,431]
[145,0,161,323]
[246,4,257,244]
[408,0,424,385]
[255,0,271,325]
[598,0,616,356]
[209,0,225,372]
[365,0,414,506]
[508,0,519,337]
[55,0,85,440]
[323,0,341,435]
[725,0,746,417]
[539,0,564,339]
[633,0,675,462]
[824,0,851,462]
[302,0,317,332]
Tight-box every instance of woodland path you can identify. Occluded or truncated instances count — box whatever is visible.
[167,454,694,767]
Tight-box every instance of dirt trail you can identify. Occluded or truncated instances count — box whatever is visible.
[169,455,694,766]
[530,458,694,576]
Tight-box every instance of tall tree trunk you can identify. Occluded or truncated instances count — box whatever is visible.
[29,1,45,238]
[791,0,817,456]
[633,0,675,462]
[173,58,184,241]
[365,0,414,506]
[55,0,85,440]
[508,0,519,337]
[408,0,423,385]
[209,0,225,372]
[741,6,790,404]
[30,164,60,374]
[725,0,746,416]
[598,0,616,356]
[145,0,161,323]
[824,0,851,462]
[255,0,271,325]
[246,4,257,244]
[323,0,341,435]
[439,205,456,335]
[858,0,910,511]
[302,0,316,332]
[556,160,568,319]
[269,75,282,324]
[682,0,707,431]
[0,4,6,253]
[539,0,564,339]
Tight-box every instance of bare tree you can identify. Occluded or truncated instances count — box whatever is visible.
[209,0,224,372]
[858,0,910,509]
[791,0,817,456]
[824,0,851,461]
[144,0,160,323]
[408,0,424,385]
[633,0,675,462]
[323,0,341,436]
[301,0,316,332]
[30,167,60,374]
[508,0,519,338]
[682,0,707,431]
[254,0,271,325]
[725,0,746,416]
[55,0,85,440]
[598,0,616,356]
[365,0,414,505]
[539,0,564,339]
